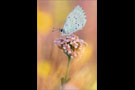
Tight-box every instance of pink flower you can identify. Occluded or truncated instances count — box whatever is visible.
[54,34,87,59]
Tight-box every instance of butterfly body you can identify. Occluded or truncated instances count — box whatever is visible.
[61,5,87,35]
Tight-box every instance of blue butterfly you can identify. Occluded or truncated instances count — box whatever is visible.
[60,5,87,35]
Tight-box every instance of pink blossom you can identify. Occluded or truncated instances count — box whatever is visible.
[54,34,87,59]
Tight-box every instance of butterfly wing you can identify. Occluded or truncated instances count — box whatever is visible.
[63,5,87,35]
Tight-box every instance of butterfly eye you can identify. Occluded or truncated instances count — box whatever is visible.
[60,29,63,32]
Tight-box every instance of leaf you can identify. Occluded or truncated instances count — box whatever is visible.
[65,77,71,83]
[61,77,65,85]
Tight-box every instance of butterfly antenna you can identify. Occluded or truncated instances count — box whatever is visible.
[52,27,57,32]
[52,27,60,32]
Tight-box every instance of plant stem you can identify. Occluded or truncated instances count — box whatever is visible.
[61,55,71,90]
[65,55,71,81]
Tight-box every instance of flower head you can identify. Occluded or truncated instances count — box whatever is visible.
[54,34,87,59]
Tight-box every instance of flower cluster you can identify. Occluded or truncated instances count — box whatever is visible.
[54,34,87,59]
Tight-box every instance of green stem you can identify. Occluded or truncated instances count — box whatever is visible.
[65,55,71,81]
[61,55,71,90]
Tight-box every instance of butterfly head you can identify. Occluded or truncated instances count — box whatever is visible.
[60,28,67,35]
[60,29,64,32]
[52,27,66,35]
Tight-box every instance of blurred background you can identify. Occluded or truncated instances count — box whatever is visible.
[37,0,97,90]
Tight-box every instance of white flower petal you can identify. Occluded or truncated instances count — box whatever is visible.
[75,45,78,48]
[68,51,71,54]
[71,56,74,59]
[67,45,70,48]
[63,47,66,49]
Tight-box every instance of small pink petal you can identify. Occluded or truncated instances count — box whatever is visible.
[67,45,70,48]
[73,41,76,43]
[68,50,71,54]
[76,39,80,42]
[75,45,78,48]
[64,50,67,53]
[60,42,64,45]
[66,35,71,38]
[71,56,74,59]
[72,37,75,40]
[66,39,70,42]
[80,39,85,43]
[63,47,66,49]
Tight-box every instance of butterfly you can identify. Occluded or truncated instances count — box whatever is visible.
[53,5,87,35]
